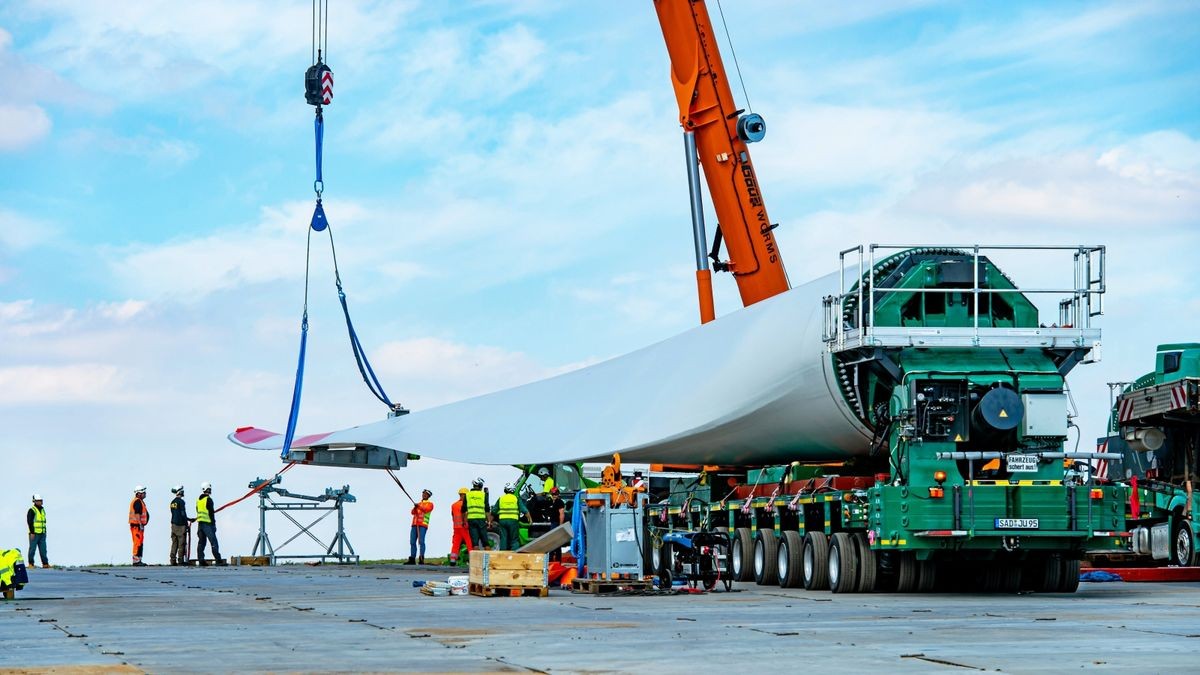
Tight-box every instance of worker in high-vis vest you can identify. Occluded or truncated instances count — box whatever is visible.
[406,489,434,565]
[465,478,490,550]
[1,548,27,599]
[448,487,472,565]
[129,486,149,566]
[537,467,555,494]
[27,494,49,568]
[195,482,227,566]
[491,483,530,551]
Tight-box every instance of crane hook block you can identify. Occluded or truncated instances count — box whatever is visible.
[736,113,766,143]
[305,62,334,106]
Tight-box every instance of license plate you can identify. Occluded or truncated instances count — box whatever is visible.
[995,518,1039,529]
[1006,454,1038,473]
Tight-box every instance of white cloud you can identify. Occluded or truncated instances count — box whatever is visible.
[0,364,125,404]
[0,208,58,252]
[762,104,989,192]
[22,0,414,101]
[898,139,1200,229]
[97,299,148,321]
[0,103,52,150]
[62,129,200,166]
[373,337,572,410]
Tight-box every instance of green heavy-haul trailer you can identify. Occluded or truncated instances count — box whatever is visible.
[644,245,1129,593]
[1098,343,1200,567]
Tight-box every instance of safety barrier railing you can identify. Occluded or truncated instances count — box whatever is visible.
[821,244,1105,353]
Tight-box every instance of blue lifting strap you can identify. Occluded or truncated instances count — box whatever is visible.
[570,491,587,567]
[279,312,309,459]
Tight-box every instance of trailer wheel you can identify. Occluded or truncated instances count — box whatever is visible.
[829,532,858,593]
[1037,555,1062,593]
[1057,558,1080,593]
[853,533,877,593]
[1000,563,1022,593]
[754,530,780,586]
[802,532,830,591]
[894,552,917,593]
[732,528,755,582]
[777,531,804,588]
[915,559,937,593]
[1172,518,1197,567]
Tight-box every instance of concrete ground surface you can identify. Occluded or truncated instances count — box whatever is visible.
[1,565,1198,673]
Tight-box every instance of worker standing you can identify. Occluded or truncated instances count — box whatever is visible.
[129,486,149,566]
[466,478,490,550]
[169,486,193,566]
[547,487,566,562]
[448,487,472,565]
[406,489,434,565]
[492,483,529,551]
[537,467,555,494]
[195,482,227,566]
[26,494,49,569]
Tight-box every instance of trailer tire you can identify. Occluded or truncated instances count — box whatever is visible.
[657,542,674,582]
[916,559,937,593]
[802,531,830,591]
[976,563,1003,592]
[732,528,755,582]
[1057,558,1080,593]
[853,533,877,593]
[1172,518,1197,567]
[1000,563,1022,593]
[754,530,780,586]
[1038,555,1062,593]
[777,531,804,588]
[829,532,858,593]
[894,552,917,593]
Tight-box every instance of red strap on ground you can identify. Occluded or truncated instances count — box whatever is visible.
[215,462,298,513]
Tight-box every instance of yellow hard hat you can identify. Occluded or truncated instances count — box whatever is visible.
[458,487,468,495]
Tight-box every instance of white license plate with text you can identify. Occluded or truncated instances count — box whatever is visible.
[995,518,1039,529]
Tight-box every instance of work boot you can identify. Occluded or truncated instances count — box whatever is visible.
[404,557,416,565]
[447,558,457,566]
[133,561,148,567]
[215,559,228,567]
[418,556,425,565]
[198,559,210,567]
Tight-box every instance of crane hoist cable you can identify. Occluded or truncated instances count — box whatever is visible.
[277,0,403,462]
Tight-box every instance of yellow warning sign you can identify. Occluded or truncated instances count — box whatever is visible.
[999,409,1008,418]
[954,434,964,442]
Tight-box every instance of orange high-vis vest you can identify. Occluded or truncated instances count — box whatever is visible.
[451,500,468,528]
[128,498,148,526]
[411,500,433,528]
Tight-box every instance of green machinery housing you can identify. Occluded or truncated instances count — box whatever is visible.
[646,244,1128,593]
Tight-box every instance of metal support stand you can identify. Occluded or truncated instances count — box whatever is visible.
[249,475,359,565]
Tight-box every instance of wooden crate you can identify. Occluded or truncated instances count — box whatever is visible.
[468,581,549,598]
[571,576,653,595]
[232,556,271,566]
[468,550,548,590]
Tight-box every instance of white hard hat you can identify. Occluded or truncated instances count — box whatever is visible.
[32,494,43,501]
[135,485,147,493]
[172,485,183,493]
[200,481,212,492]
[504,483,515,493]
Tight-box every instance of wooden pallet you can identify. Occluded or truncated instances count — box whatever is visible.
[571,577,653,594]
[468,581,549,598]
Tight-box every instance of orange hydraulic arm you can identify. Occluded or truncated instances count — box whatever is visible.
[654,0,790,317]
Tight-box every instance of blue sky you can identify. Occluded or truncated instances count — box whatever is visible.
[2,1,1198,565]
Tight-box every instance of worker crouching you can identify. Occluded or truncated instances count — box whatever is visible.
[129,486,149,566]
[195,483,227,566]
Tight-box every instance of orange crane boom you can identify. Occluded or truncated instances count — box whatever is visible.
[654,0,790,318]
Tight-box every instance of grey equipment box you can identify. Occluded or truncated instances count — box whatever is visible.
[582,492,648,579]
